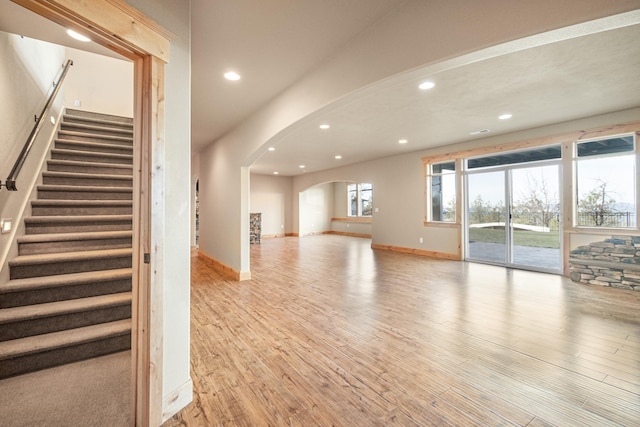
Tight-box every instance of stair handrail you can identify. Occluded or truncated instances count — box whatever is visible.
[1,59,73,192]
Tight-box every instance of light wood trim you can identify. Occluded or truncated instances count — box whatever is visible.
[421,122,640,164]
[261,233,286,239]
[105,0,175,41]
[564,228,640,236]
[12,0,171,61]
[371,243,462,261]
[198,250,248,281]
[133,52,165,427]
[422,221,460,228]
[17,0,174,424]
[331,217,373,224]
[327,231,372,238]
[561,141,573,276]
[131,56,147,426]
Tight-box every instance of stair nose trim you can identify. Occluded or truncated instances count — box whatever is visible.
[37,185,133,193]
[0,292,132,324]
[18,230,133,243]
[42,171,133,180]
[0,268,133,294]
[9,248,133,267]
[31,200,133,206]
[60,122,134,135]
[0,319,131,360]
[48,159,133,170]
[62,115,134,128]
[51,148,133,160]
[24,215,133,223]
[55,138,134,148]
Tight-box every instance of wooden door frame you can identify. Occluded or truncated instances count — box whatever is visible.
[12,1,172,425]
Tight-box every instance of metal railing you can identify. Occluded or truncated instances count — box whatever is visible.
[467,209,636,229]
[576,211,636,228]
[1,59,73,191]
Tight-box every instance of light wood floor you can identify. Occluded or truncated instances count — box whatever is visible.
[165,235,640,426]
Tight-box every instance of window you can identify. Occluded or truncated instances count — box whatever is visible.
[348,182,373,217]
[575,135,636,228]
[427,161,456,222]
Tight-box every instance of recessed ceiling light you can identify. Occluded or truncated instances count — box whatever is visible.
[469,129,491,135]
[418,81,435,90]
[299,165,305,169]
[268,147,275,151]
[319,124,330,130]
[398,139,408,144]
[273,171,279,175]
[67,29,91,42]
[335,155,342,159]
[498,113,513,120]
[224,71,241,81]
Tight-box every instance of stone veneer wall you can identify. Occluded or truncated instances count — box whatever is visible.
[569,235,640,291]
[250,213,261,244]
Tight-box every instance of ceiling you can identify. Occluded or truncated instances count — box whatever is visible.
[250,23,640,176]
[2,1,639,178]
[190,0,404,151]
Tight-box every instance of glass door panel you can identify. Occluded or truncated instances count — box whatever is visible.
[466,171,507,264]
[510,165,561,271]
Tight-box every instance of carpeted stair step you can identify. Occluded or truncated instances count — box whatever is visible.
[60,121,133,137]
[31,200,133,216]
[47,159,133,175]
[0,319,131,379]
[56,131,133,146]
[9,248,132,280]
[0,292,131,341]
[18,230,133,255]
[51,148,133,165]
[55,139,133,154]
[1,108,135,378]
[42,171,133,187]
[62,114,134,130]
[37,184,132,200]
[0,268,132,308]
[64,109,133,125]
[24,215,132,234]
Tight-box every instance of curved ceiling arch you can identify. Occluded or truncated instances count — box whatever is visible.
[247,10,640,176]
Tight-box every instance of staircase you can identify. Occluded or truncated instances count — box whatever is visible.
[0,109,134,379]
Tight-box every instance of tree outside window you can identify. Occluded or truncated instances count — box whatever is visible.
[347,183,373,217]
[575,135,636,228]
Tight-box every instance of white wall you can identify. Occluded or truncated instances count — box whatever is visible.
[250,174,293,237]
[198,0,640,277]
[332,182,349,218]
[0,32,66,282]
[63,47,133,117]
[123,0,192,420]
[299,182,333,236]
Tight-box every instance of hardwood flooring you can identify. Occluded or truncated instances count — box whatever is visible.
[165,235,640,426]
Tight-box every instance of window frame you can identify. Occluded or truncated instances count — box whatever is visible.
[573,133,637,230]
[426,160,458,223]
[347,182,373,218]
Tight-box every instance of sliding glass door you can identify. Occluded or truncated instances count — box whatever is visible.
[467,171,507,264]
[510,165,561,270]
[465,149,561,273]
